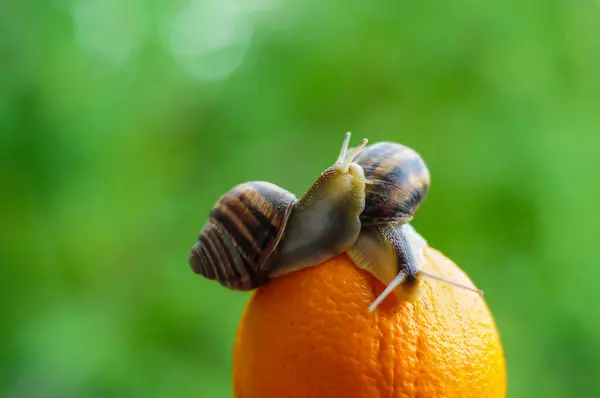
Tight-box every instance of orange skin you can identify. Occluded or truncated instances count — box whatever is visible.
[233,247,506,398]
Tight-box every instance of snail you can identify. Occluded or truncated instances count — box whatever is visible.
[189,132,370,290]
[345,141,483,312]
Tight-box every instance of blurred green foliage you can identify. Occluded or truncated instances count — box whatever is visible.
[2,0,600,397]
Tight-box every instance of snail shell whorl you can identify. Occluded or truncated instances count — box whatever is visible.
[190,181,296,290]
[355,142,430,225]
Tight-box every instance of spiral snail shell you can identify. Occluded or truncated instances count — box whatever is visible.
[190,181,296,290]
[189,133,370,290]
[352,141,431,225]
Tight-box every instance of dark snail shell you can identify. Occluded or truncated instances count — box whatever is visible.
[189,181,296,290]
[352,142,430,226]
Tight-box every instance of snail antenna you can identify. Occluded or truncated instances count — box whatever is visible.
[419,271,484,295]
[342,138,368,171]
[337,132,352,164]
[368,271,483,313]
[368,271,406,312]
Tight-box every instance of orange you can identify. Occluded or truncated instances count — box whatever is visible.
[232,246,506,398]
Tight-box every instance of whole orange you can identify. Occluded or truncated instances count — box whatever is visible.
[232,246,506,398]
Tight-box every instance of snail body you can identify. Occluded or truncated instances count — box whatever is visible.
[189,133,369,290]
[348,222,427,310]
[346,141,481,311]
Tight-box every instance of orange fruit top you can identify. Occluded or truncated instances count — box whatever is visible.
[232,246,506,398]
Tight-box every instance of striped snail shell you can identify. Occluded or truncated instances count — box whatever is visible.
[353,141,431,226]
[190,132,370,291]
[190,181,296,290]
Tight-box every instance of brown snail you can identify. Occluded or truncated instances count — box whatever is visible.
[189,132,370,290]
[346,141,483,312]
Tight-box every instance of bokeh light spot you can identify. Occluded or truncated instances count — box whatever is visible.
[72,0,150,68]
[168,0,253,81]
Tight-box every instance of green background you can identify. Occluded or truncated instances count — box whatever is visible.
[2,0,600,397]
